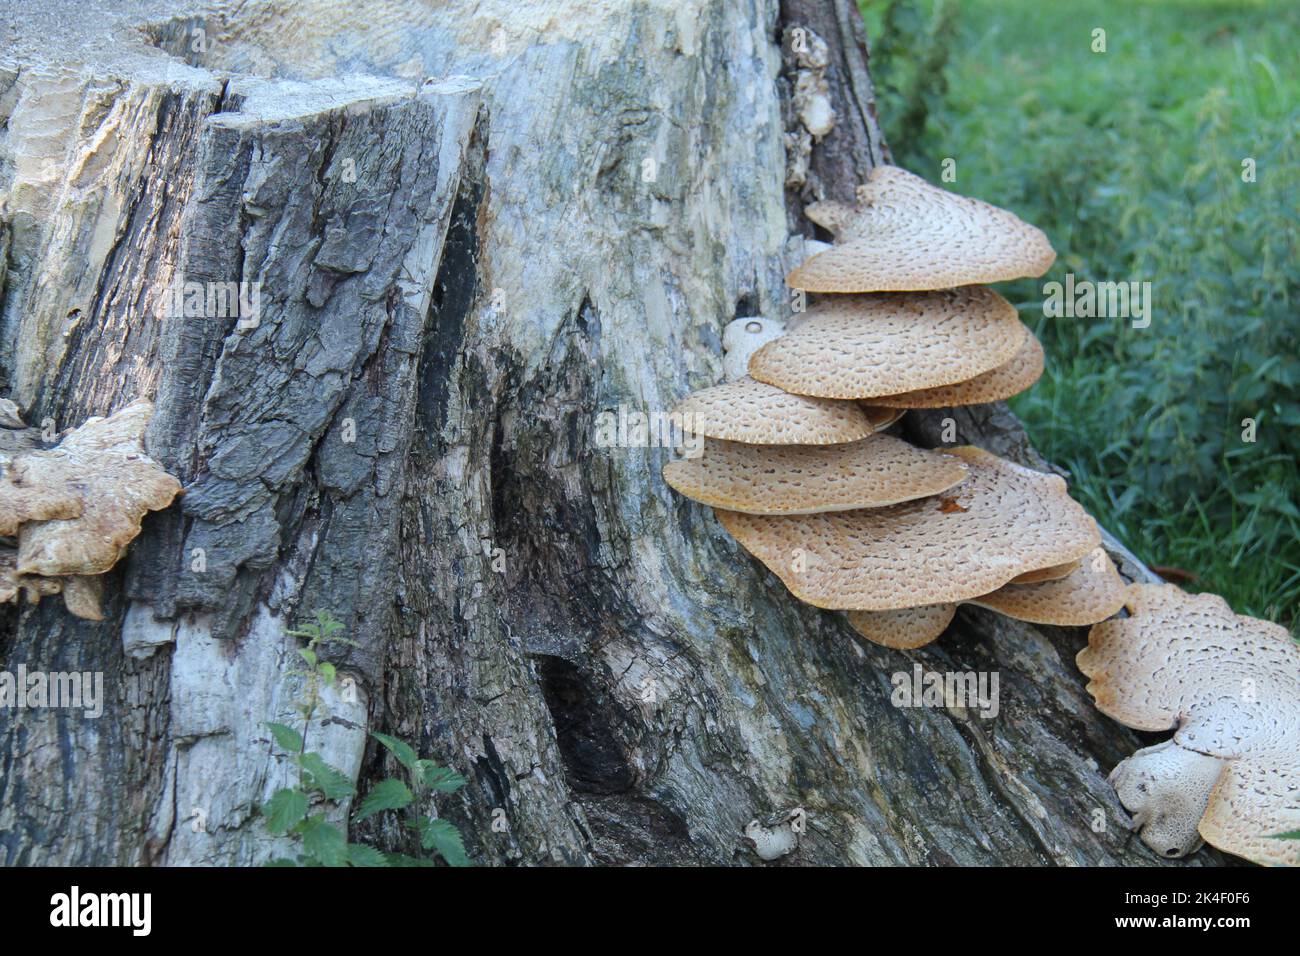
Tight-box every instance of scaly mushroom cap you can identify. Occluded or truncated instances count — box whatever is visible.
[722,317,787,382]
[716,446,1099,610]
[748,288,1027,400]
[786,165,1056,292]
[847,604,957,650]
[0,455,84,536]
[861,405,907,431]
[872,332,1045,409]
[0,397,82,534]
[1199,758,1300,867]
[1078,583,1300,866]
[670,377,876,445]
[1010,558,1080,584]
[968,547,1125,626]
[1108,740,1224,859]
[846,549,1122,649]
[15,400,182,576]
[663,434,968,515]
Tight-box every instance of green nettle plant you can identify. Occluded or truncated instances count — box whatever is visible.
[259,610,470,867]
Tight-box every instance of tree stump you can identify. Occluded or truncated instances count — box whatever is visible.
[0,0,1216,866]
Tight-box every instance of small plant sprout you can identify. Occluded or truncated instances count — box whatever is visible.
[261,611,471,866]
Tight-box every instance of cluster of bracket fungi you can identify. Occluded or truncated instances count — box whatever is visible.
[0,399,180,621]
[665,166,1299,866]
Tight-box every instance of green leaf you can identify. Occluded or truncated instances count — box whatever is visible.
[319,661,336,686]
[298,815,348,867]
[299,647,318,668]
[1272,830,1300,840]
[419,818,471,867]
[345,843,389,867]
[315,609,344,638]
[264,858,299,867]
[420,762,468,793]
[298,752,356,800]
[371,732,420,772]
[356,778,413,821]
[267,722,304,753]
[262,788,310,834]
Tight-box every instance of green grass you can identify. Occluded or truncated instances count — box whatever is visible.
[862,0,1300,626]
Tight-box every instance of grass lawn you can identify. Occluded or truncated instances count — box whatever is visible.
[862,0,1300,626]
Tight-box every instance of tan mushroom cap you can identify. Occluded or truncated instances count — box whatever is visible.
[1078,584,1297,748]
[60,575,105,621]
[1199,759,1300,867]
[1,550,106,622]
[1078,583,1300,866]
[847,604,957,650]
[0,456,84,536]
[748,288,1027,400]
[968,547,1125,626]
[846,549,1123,649]
[15,400,182,576]
[1,395,81,534]
[670,377,876,445]
[873,332,1045,409]
[664,434,968,515]
[786,165,1056,292]
[1010,558,1080,584]
[861,405,906,431]
[716,446,1099,610]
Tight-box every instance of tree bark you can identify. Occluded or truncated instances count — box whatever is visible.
[0,0,1220,866]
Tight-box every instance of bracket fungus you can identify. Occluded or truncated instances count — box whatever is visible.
[1078,584,1300,865]
[846,547,1125,649]
[861,405,907,432]
[669,377,878,445]
[0,400,180,619]
[748,287,1027,400]
[1010,558,1081,585]
[785,165,1056,293]
[664,434,968,515]
[715,447,1099,611]
[871,332,1045,409]
[1,447,84,537]
[666,165,1130,723]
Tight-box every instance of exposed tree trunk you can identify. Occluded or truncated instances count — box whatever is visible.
[0,0,1220,866]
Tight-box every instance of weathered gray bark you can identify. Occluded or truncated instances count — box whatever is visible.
[0,0,1221,866]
